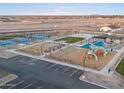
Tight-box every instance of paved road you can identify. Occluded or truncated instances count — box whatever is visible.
[0,55,103,89]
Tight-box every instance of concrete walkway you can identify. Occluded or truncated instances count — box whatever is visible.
[80,71,124,89]
[101,46,124,76]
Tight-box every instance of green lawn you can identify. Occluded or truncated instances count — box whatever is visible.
[55,37,84,43]
[116,57,124,76]
[0,34,24,40]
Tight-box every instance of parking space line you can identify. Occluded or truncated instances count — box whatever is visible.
[62,67,71,73]
[23,83,33,89]
[8,80,25,89]
[69,69,79,76]
[54,65,62,71]
[46,63,56,69]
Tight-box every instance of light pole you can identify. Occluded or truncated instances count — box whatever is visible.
[81,51,87,79]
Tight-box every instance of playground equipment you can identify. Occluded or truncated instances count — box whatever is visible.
[90,43,108,57]
[94,47,108,57]
[81,42,108,63]
[81,49,98,64]
[88,50,98,61]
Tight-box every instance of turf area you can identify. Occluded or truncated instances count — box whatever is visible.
[0,34,23,40]
[116,57,124,76]
[55,37,84,43]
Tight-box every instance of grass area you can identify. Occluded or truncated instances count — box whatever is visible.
[0,71,9,78]
[55,37,84,43]
[0,34,23,40]
[116,57,124,76]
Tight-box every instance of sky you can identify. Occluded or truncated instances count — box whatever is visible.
[0,3,124,15]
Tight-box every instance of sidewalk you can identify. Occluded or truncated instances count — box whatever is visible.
[101,45,124,76]
[79,71,124,89]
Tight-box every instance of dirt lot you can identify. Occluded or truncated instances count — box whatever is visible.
[0,16,124,33]
[48,46,116,70]
[18,42,66,56]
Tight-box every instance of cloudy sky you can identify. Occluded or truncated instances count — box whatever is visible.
[0,3,124,15]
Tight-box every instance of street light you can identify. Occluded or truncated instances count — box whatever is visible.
[81,50,87,78]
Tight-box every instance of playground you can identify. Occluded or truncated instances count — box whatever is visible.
[48,40,116,70]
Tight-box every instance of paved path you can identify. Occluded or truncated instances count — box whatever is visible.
[101,46,124,76]
[80,71,124,89]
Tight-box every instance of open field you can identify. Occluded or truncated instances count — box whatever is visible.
[55,37,84,43]
[116,57,124,76]
[18,42,49,56]
[48,47,116,70]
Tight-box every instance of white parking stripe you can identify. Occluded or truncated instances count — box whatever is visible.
[46,64,57,69]
[70,69,79,76]
[23,83,32,89]
[8,80,25,89]
[54,65,62,71]
[62,67,70,73]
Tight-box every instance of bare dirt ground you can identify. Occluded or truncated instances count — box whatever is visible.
[0,16,124,33]
[48,46,116,70]
[18,42,65,56]
[18,42,49,56]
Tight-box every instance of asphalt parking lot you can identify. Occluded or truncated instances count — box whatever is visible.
[0,55,103,89]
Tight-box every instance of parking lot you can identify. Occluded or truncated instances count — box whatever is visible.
[1,57,85,89]
[8,55,85,78]
[0,55,103,89]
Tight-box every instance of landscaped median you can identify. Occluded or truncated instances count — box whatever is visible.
[116,57,124,76]
[55,37,84,43]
